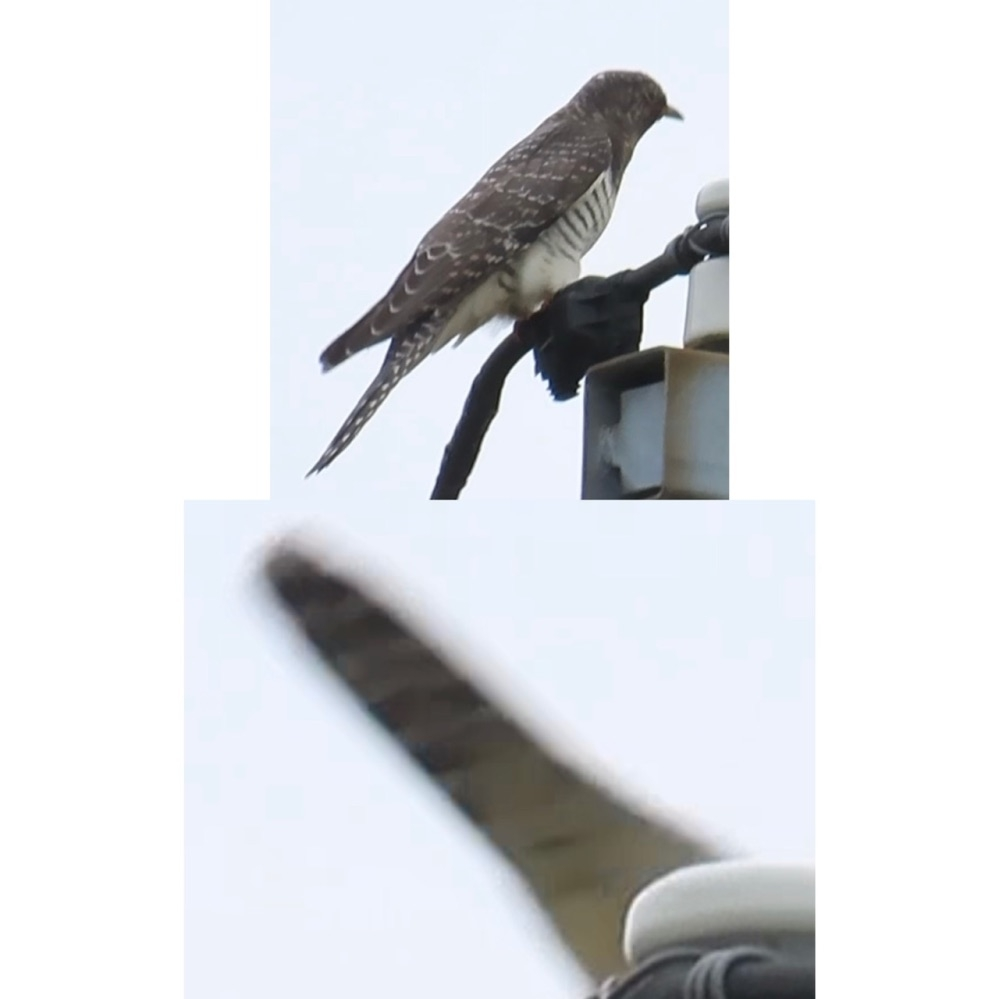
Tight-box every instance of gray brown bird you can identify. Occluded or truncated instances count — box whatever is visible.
[308,70,683,475]
[262,541,719,984]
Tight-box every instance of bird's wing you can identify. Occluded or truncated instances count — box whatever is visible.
[319,116,613,371]
[262,542,721,984]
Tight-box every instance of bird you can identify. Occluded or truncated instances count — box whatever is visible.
[262,540,720,985]
[307,70,683,476]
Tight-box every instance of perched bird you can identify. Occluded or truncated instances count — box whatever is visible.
[308,70,683,475]
[263,541,719,985]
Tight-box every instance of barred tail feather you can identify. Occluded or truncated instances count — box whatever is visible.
[306,327,440,476]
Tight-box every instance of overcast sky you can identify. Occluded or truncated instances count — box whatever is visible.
[185,499,813,999]
[272,0,728,500]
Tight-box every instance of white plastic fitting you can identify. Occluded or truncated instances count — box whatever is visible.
[623,860,815,966]
[683,179,729,351]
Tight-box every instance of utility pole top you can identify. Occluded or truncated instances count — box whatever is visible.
[581,179,729,499]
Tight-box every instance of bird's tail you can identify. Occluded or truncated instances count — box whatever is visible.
[306,328,439,476]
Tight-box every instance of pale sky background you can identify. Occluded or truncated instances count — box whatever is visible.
[273,0,728,500]
[186,500,813,999]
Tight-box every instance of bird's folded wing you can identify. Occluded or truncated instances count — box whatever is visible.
[321,118,613,370]
[262,542,719,983]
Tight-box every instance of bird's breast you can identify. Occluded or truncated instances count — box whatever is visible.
[431,170,619,352]
[509,169,618,314]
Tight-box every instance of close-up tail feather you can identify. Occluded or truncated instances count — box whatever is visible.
[262,540,720,983]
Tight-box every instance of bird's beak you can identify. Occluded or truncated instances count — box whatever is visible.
[662,104,684,121]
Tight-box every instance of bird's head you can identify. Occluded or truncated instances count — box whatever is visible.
[574,70,683,136]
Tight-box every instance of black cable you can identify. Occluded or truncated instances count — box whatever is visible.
[718,960,814,999]
[430,214,729,500]
[592,945,813,999]
[430,328,531,500]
